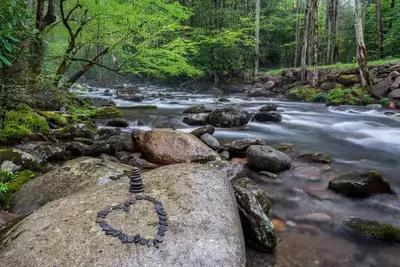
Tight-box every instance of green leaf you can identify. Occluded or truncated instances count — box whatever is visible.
[1,38,13,52]
[0,55,12,66]
[6,34,20,42]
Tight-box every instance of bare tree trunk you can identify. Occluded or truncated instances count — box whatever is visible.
[301,0,311,81]
[376,0,383,58]
[354,0,371,88]
[333,0,340,63]
[326,0,332,64]
[254,0,260,76]
[294,0,301,67]
[112,53,119,83]
[312,0,319,87]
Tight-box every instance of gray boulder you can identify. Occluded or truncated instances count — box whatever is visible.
[200,133,220,150]
[183,105,213,114]
[263,81,275,90]
[208,107,249,128]
[222,138,266,157]
[190,125,215,138]
[54,123,96,140]
[94,128,121,140]
[328,171,395,197]
[390,76,400,90]
[370,71,400,97]
[31,143,65,163]
[106,119,129,127]
[206,160,245,181]
[254,111,282,122]
[152,117,188,129]
[10,157,132,215]
[0,149,39,171]
[246,145,292,173]
[389,89,400,99]
[183,113,209,126]
[65,140,117,157]
[259,104,277,112]
[233,177,277,251]
[1,164,246,267]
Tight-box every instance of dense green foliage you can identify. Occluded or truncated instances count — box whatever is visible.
[0,170,36,206]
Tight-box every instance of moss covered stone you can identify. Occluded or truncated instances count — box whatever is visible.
[54,123,97,140]
[337,74,360,86]
[118,105,158,110]
[344,217,400,242]
[0,170,36,208]
[0,149,39,171]
[0,107,49,144]
[39,111,68,128]
[299,152,334,163]
[287,86,323,102]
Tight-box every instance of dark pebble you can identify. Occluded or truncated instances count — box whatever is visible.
[147,239,153,247]
[112,205,119,210]
[155,205,164,210]
[128,198,136,204]
[97,214,106,218]
[153,200,162,205]
[112,230,122,237]
[118,233,127,241]
[122,235,129,243]
[159,220,168,226]
[157,210,167,216]
[159,225,168,231]
[159,215,168,220]
[134,234,141,243]
[130,189,144,194]
[158,230,166,236]
[136,195,144,200]
[105,229,114,235]
[117,204,124,209]
[97,211,108,216]
[153,239,160,248]
[140,238,147,245]
[127,235,135,243]
[123,206,129,212]
[99,221,107,227]
[124,200,131,207]
[102,225,112,231]
[95,218,104,223]
[155,235,164,242]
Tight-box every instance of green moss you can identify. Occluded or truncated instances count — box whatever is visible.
[0,170,36,207]
[69,106,122,122]
[323,86,372,105]
[0,106,49,143]
[339,74,358,80]
[380,98,391,107]
[213,88,224,97]
[287,86,323,102]
[345,217,400,241]
[39,111,68,128]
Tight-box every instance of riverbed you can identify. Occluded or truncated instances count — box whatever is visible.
[78,85,400,267]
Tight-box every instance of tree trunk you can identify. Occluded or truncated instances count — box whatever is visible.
[333,0,340,63]
[301,0,311,81]
[294,0,301,67]
[254,0,260,76]
[326,0,332,64]
[354,0,371,88]
[376,0,383,58]
[312,0,318,87]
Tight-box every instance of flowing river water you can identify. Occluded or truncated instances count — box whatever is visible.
[78,85,400,267]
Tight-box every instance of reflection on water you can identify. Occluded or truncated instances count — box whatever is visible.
[76,85,400,267]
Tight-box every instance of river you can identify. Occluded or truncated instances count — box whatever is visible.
[78,84,400,267]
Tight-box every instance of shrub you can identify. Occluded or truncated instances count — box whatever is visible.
[0,170,36,207]
[287,86,323,102]
[380,98,391,107]
[323,86,372,105]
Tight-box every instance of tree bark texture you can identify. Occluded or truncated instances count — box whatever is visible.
[294,0,301,67]
[312,0,318,87]
[376,0,383,58]
[354,0,371,88]
[301,0,311,81]
[254,0,260,76]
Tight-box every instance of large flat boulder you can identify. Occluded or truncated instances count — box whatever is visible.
[131,129,219,164]
[10,157,132,215]
[0,164,246,267]
[208,107,249,128]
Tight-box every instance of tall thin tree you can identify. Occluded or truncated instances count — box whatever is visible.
[301,0,311,81]
[294,0,301,67]
[354,0,371,87]
[254,0,261,76]
[376,0,383,58]
[312,0,318,87]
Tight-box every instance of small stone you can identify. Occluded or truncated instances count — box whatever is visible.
[140,238,147,245]
[127,235,135,243]
[153,200,162,205]
[158,230,166,236]
[286,220,297,228]
[118,233,127,241]
[157,210,167,216]
[159,215,168,221]
[122,235,129,243]
[99,221,107,227]
[102,225,112,231]
[159,225,168,231]
[147,239,153,247]
[155,235,164,242]
[159,220,168,226]
[134,234,141,243]
[123,206,129,212]
[112,230,122,237]
[155,204,164,210]
[95,218,104,223]
[97,211,108,216]
[117,204,124,209]
[124,200,131,207]
[105,229,114,235]
[112,206,119,210]
[128,198,136,204]
[153,239,160,248]
[136,195,144,200]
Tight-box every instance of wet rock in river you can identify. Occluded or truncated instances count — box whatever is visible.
[208,107,249,128]
[233,177,277,252]
[183,113,209,126]
[206,160,245,181]
[106,119,129,127]
[183,105,213,114]
[254,111,282,122]
[200,133,220,150]
[152,117,188,129]
[328,170,395,197]
[221,138,266,157]
[94,128,121,140]
[246,145,292,173]
[293,213,333,225]
[131,128,218,164]
[298,152,334,163]
[190,125,216,137]
[344,217,400,242]
[259,104,277,112]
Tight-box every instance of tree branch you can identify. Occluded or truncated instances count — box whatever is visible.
[70,58,123,75]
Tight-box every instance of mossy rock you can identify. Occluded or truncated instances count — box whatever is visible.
[1,170,36,207]
[90,107,122,118]
[38,111,68,128]
[329,170,395,197]
[183,105,213,114]
[344,217,400,242]
[299,152,333,163]
[54,123,97,140]
[273,143,293,152]
[118,105,158,110]
[287,86,323,102]
[337,74,360,86]
[0,149,39,171]
[106,119,129,127]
